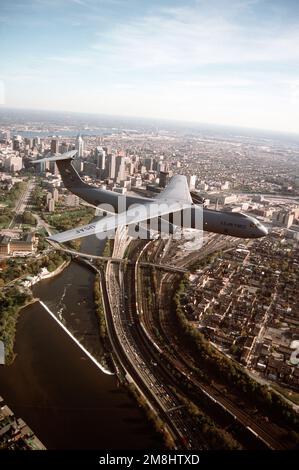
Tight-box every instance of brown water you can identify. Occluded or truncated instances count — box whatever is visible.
[0,235,161,449]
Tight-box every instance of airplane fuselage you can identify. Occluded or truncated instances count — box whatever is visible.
[71,186,267,239]
[41,155,267,240]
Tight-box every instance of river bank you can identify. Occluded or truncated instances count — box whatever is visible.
[0,300,161,449]
[1,257,71,365]
[22,259,71,288]
[0,231,162,448]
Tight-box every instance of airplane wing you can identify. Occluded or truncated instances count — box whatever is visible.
[47,199,190,243]
[156,175,192,204]
[33,150,77,164]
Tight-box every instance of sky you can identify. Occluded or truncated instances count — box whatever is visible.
[1,0,299,134]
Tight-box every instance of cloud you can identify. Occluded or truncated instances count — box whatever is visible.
[281,79,299,104]
[0,81,5,105]
[48,55,93,66]
[173,78,254,88]
[3,0,299,133]
[91,3,299,70]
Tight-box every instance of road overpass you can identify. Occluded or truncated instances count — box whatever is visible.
[47,240,188,273]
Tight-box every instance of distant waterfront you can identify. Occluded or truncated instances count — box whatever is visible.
[14,129,115,138]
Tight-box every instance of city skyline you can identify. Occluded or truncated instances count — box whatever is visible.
[1,1,299,133]
[0,106,299,452]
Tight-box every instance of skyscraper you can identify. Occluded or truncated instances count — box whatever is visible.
[48,198,55,212]
[109,154,116,179]
[187,175,197,190]
[52,188,59,202]
[61,142,69,154]
[33,137,40,148]
[144,157,153,172]
[51,137,59,155]
[95,146,106,179]
[116,156,126,183]
[159,171,169,188]
[12,135,22,151]
[5,155,23,172]
[75,135,84,157]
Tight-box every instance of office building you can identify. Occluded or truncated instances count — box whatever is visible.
[75,135,84,157]
[48,198,55,212]
[4,155,23,173]
[187,175,197,190]
[50,137,59,155]
[109,154,116,179]
[0,233,35,256]
[159,171,169,188]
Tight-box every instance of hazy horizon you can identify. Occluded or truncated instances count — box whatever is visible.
[1,1,299,134]
[2,105,299,143]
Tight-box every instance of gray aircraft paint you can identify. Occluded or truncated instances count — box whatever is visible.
[34,151,268,240]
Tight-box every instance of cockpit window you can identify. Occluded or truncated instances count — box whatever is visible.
[250,222,256,228]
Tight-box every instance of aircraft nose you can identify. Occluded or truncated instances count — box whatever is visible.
[259,225,268,237]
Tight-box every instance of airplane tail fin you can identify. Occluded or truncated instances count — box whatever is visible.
[33,150,88,192]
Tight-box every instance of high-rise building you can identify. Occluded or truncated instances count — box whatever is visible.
[32,137,40,148]
[4,156,23,172]
[83,161,97,177]
[95,146,106,179]
[221,181,230,190]
[152,159,158,172]
[52,188,59,202]
[49,161,59,176]
[65,194,79,207]
[109,154,116,179]
[48,198,55,212]
[115,156,126,183]
[274,210,294,228]
[117,160,126,183]
[158,161,166,173]
[144,157,153,172]
[128,162,135,176]
[75,135,84,157]
[0,130,10,141]
[60,142,69,154]
[38,155,50,173]
[187,175,197,190]
[12,135,22,151]
[159,171,169,188]
[51,137,59,155]
[24,137,32,149]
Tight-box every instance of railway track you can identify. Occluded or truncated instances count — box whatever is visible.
[135,237,291,450]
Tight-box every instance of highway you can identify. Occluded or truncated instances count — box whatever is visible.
[104,255,201,448]
[100,233,251,449]
[8,179,35,229]
[103,234,257,449]
[48,240,187,273]
[70,228,294,450]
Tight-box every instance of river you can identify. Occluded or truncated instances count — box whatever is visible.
[0,234,161,449]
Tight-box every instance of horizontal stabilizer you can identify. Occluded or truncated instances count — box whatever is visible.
[33,150,77,164]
